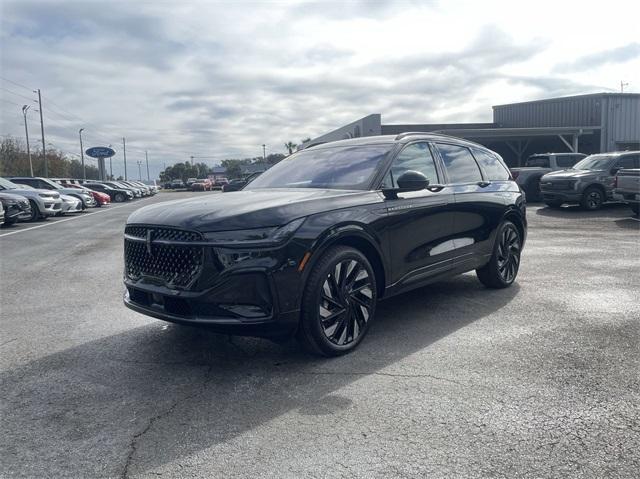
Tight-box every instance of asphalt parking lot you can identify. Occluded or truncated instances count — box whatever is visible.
[1,192,639,478]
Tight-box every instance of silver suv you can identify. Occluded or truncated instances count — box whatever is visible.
[10,177,96,209]
[0,177,62,220]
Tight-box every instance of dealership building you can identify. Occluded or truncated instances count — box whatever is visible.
[301,93,640,166]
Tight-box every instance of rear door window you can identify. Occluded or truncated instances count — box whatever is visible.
[616,155,640,169]
[471,149,510,181]
[436,143,483,184]
[525,156,550,168]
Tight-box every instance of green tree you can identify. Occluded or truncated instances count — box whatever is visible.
[284,141,297,155]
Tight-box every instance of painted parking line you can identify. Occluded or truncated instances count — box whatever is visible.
[0,202,139,238]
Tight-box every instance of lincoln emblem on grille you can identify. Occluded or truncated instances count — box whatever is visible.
[146,229,154,256]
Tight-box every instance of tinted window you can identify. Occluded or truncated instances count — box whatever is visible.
[556,155,581,168]
[616,155,640,169]
[525,156,550,168]
[248,144,392,190]
[472,149,510,181]
[13,178,38,188]
[382,142,438,188]
[437,143,482,183]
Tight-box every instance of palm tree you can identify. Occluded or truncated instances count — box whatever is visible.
[284,141,297,155]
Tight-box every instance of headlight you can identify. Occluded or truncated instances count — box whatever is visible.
[203,217,306,246]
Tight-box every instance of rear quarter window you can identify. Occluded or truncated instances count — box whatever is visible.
[525,156,550,168]
[471,149,511,181]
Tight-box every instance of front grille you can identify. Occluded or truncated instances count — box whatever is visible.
[541,181,574,190]
[124,226,204,288]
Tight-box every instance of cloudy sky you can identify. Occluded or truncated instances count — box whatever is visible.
[1,0,639,179]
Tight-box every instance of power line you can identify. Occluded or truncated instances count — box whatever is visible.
[0,76,34,92]
[0,86,36,102]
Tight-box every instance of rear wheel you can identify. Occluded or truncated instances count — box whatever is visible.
[476,221,522,289]
[297,246,377,356]
[581,186,604,210]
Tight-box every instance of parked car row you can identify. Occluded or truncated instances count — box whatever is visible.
[510,151,640,214]
[164,177,230,191]
[0,176,157,226]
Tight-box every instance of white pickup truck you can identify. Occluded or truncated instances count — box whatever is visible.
[613,168,640,215]
[510,153,585,201]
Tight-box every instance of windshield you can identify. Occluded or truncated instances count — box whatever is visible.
[0,178,19,190]
[573,155,613,170]
[248,144,393,190]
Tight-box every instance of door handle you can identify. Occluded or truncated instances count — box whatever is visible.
[477,181,491,188]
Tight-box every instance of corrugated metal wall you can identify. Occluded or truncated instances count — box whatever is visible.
[493,94,604,127]
[600,95,640,151]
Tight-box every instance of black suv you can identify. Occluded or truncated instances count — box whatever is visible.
[124,133,526,356]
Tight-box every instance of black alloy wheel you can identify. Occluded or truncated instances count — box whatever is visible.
[476,221,521,288]
[298,246,377,356]
[581,186,604,211]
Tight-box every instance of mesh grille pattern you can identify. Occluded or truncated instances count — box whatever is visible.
[124,226,204,288]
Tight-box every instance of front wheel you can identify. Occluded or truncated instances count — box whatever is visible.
[114,193,126,203]
[476,221,522,289]
[581,186,604,210]
[28,200,41,221]
[297,246,377,356]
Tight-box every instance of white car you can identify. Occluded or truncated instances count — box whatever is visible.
[59,194,83,215]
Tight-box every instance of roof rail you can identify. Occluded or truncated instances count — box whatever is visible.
[394,131,430,140]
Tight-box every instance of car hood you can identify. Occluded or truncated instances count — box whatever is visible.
[0,192,29,202]
[127,188,382,231]
[2,187,59,199]
[542,169,601,180]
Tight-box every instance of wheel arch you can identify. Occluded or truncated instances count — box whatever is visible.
[502,208,526,246]
[304,227,387,298]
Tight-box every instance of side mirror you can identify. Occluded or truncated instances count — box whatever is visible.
[382,170,429,199]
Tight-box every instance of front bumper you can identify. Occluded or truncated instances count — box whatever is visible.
[42,200,62,216]
[123,234,307,337]
[540,189,582,203]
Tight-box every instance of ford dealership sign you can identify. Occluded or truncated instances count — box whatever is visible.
[85,146,115,158]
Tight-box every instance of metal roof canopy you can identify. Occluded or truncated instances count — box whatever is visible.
[434,126,600,164]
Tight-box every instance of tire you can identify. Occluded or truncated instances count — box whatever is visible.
[580,186,604,211]
[72,196,86,210]
[545,201,563,208]
[297,246,377,356]
[28,200,41,221]
[114,193,126,203]
[476,221,522,289]
[630,203,640,216]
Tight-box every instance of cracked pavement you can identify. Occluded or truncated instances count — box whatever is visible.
[1,192,639,478]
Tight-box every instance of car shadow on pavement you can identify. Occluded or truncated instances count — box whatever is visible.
[1,274,519,477]
[533,202,631,219]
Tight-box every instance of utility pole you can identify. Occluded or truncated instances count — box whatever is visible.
[262,144,266,165]
[79,128,85,180]
[137,161,142,180]
[190,155,194,165]
[122,137,128,180]
[620,81,629,93]
[34,89,47,177]
[145,150,150,181]
[22,105,34,177]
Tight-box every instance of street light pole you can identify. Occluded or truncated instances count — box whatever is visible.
[33,89,48,177]
[122,137,128,180]
[108,144,113,180]
[137,160,142,180]
[79,128,85,180]
[145,150,150,181]
[262,144,266,164]
[22,105,34,177]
